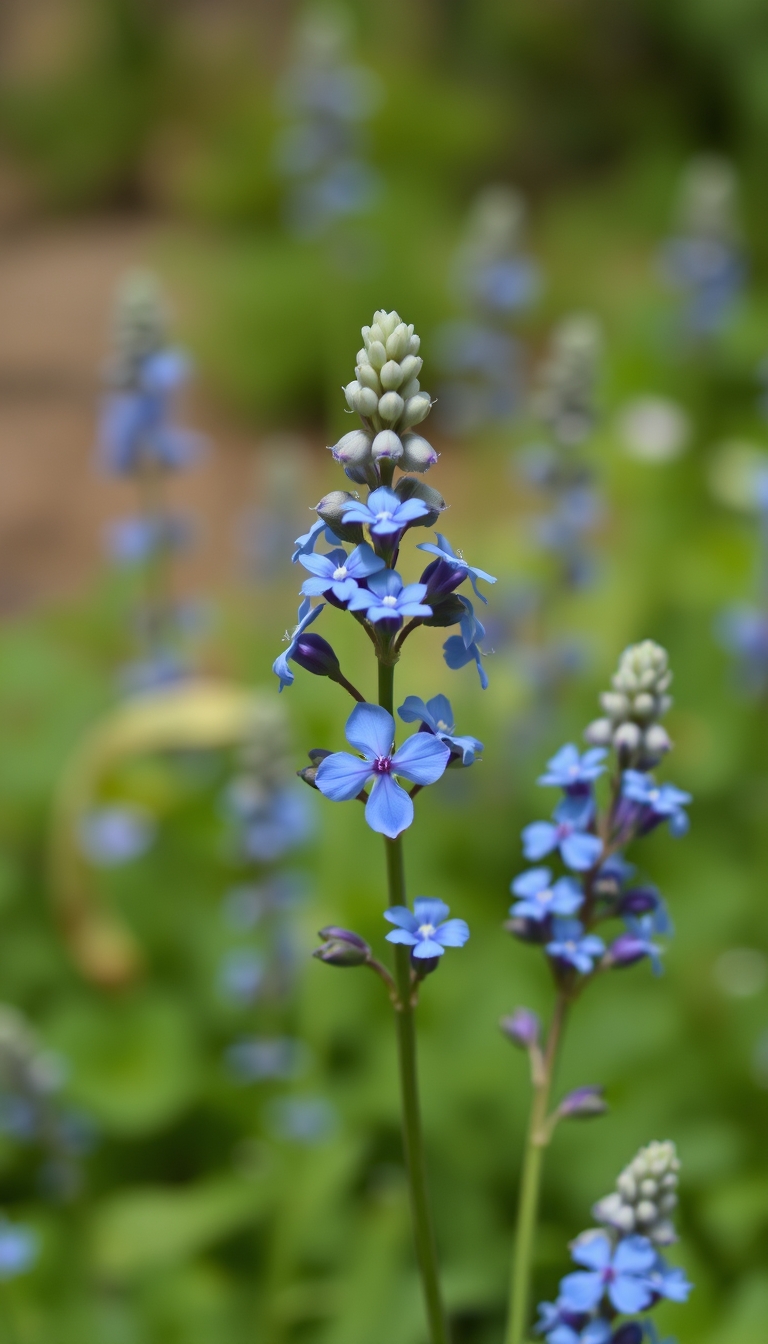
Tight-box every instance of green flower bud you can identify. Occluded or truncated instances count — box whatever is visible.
[357,363,381,393]
[331,430,373,467]
[398,354,423,385]
[394,477,447,528]
[400,433,438,472]
[386,322,412,360]
[400,377,421,400]
[367,341,387,370]
[400,391,432,429]
[593,1140,681,1247]
[315,490,364,544]
[408,333,420,355]
[380,360,405,390]
[378,391,404,423]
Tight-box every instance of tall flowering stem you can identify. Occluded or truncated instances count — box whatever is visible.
[503,641,691,1344]
[275,310,493,1342]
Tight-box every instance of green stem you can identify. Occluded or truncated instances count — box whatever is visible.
[505,993,569,1344]
[379,661,450,1344]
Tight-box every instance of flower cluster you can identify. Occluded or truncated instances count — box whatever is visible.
[659,154,745,339]
[584,641,673,767]
[592,1141,681,1248]
[506,641,690,1042]
[99,271,204,693]
[434,185,540,436]
[536,1143,691,1344]
[273,8,381,238]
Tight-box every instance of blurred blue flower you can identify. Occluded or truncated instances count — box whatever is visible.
[384,898,469,960]
[538,744,607,791]
[621,772,691,837]
[348,569,432,627]
[510,867,583,922]
[226,1036,302,1084]
[546,919,605,974]
[78,806,155,866]
[315,703,450,838]
[218,950,264,1005]
[341,486,429,539]
[99,350,201,474]
[0,1218,37,1280]
[443,595,489,689]
[299,542,384,603]
[606,929,664,976]
[106,513,193,566]
[273,598,326,691]
[560,1232,656,1314]
[644,1257,692,1303]
[535,1298,611,1344]
[265,1095,337,1144]
[226,781,314,863]
[397,694,483,765]
[417,532,497,603]
[522,796,603,871]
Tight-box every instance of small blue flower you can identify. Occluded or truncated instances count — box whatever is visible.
[79,806,155,866]
[510,867,583,922]
[0,1217,37,1280]
[99,350,201,474]
[534,1302,611,1344]
[315,703,451,838]
[272,598,325,691]
[348,569,432,627]
[384,897,469,960]
[292,517,341,563]
[299,543,385,603]
[341,486,429,539]
[443,596,489,689]
[522,796,603,871]
[397,694,483,765]
[645,1256,692,1303]
[546,919,605,974]
[559,1232,656,1315]
[416,532,497,603]
[538,744,607,791]
[621,772,691,837]
[106,513,192,565]
[606,928,664,977]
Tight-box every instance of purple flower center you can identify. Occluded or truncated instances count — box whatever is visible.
[372,755,393,774]
[556,822,574,840]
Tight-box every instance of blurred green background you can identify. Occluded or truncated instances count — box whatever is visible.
[1,2,768,1342]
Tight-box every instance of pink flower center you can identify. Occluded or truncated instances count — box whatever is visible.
[372,756,393,774]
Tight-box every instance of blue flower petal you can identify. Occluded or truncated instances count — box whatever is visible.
[522,821,558,861]
[384,905,419,931]
[433,918,470,947]
[315,752,373,802]
[365,774,414,837]
[397,695,432,728]
[345,703,394,760]
[558,1270,604,1312]
[612,1236,656,1275]
[385,927,419,946]
[608,1275,652,1314]
[411,938,445,958]
[571,1231,612,1270]
[390,734,451,786]
[413,897,451,926]
[561,831,603,871]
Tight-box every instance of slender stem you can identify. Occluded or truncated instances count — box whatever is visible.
[332,671,366,703]
[505,993,569,1344]
[379,660,450,1344]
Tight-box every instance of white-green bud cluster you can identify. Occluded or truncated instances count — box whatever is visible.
[535,313,601,447]
[110,270,168,389]
[593,1140,681,1246]
[677,154,740,245]
[585,639,673,766]
[0,1005,62,1099]
[332,309,438,478]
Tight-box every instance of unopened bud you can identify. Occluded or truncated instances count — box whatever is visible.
[611,1326,643,1344]
[380,360,404,390]
[331,430,373,467]
[500,1007,540,1049]
[367,340,387,370]
[394,477,447,528]
[313,926,371,967]
[643,724,672,758]
[357,362,381,392]
[372,430,403,461]
[603,933,650,969]
[400,391,432,429]
[557,1085,608,1119]
[291,632,341,679]
[385,323,411,360]
[613,722,642,754]
[377,391,405,424]
[584,717,613,746]
[619,887,659,916]
[400,433,438,472]
[316,491,365,545]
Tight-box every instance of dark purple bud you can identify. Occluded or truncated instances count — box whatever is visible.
[420,557,466,600]
[619,886,659,916]
[611,1326,643,1344]
[298,765,319,789]
[557,1085,608,1119]
[604,933,650,968]
[412,953,440,978]
[292,633,341,678]
[423,594,468,629]
[500,1007,541,1049]
[504,916,550,944]
[308,748,332,765]
[313,927,371,967]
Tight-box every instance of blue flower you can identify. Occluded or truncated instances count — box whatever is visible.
[443,596,489,689]
[99,350,201,474]
[510,867,583,922]
[397,694,483,765]
[606,928,664,977]
[522,796,603,871]
[315,703,451,838]
[416,533,497,603]
[621,772,691,837]
[106,513,192,565]
[0,1217,37,1280]
[79,806,155,866]
[292,517,341,563]
[348,569,432,627]
[546,919,605,974]
[272,598,325,691]
[559,1232,656,1315]
[538,744,607,791]
[644,1256,692,1304]
[341,486,429,539]
[384,898,469,960]
[534,1302,611,1344]
[299,543,385,604]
